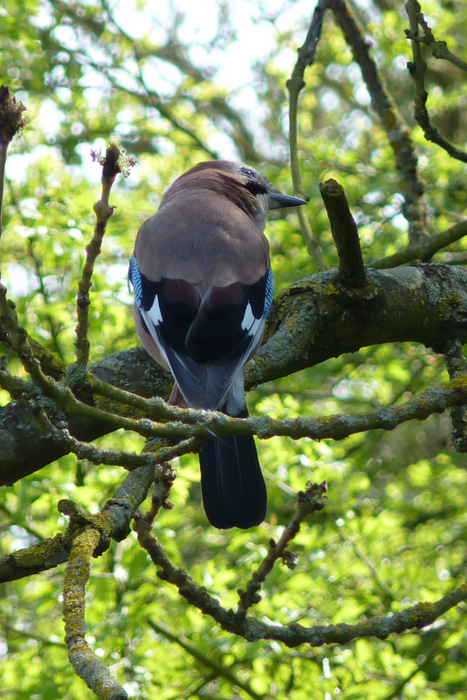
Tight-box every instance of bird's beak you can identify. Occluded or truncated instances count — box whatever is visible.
[268,190,307,210]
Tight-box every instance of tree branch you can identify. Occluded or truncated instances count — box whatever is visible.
[0,464,155,583]
[371,218,467,269]
[443,339,467,452]
[405,0,467,163]
[319,179,367,287]
[237,483,327,617]
[134,510,467,647]
[2,263,467,483]
[328,0,427,243]
[147,619,265,700]
[75,143,135,365]
[287,0,327,267]
[63,525,128,700]
[335,521,395,601]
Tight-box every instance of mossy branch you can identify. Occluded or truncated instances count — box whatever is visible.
[0,465,155,583]
[443,340,467,453]
[63,525,128,700]
[134,510,467,647]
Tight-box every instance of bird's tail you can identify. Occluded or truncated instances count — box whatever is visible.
[199,432,267,529]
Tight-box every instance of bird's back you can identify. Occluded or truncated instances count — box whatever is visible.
[135,179,270,292]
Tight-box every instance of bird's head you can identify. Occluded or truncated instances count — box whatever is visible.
[163,160,306,230]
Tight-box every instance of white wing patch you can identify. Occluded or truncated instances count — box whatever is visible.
[140,302,203,391]
[241,302,256,332]
[140,299,170,368]
[146,295,163,327]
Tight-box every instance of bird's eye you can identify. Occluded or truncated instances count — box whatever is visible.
[239,167,254,179]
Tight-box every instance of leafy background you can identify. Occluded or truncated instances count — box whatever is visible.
[1,0,467,698]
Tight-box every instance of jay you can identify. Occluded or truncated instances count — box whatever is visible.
[129,160,306,529]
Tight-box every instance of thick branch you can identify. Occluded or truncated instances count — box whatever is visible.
[2,264,467,483]
[443,340,467,453]
[0,465,155,583]
[63,526,128,699]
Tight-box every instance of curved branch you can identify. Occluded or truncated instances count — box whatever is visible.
[287,0,327,266]
[134,513,467,648]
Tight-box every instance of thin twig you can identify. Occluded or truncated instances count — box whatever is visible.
[381,635,445,700]
[5,176,66,359]
[140,465,176,524]
[405,0,467,163]
[0,615,63,646]
[34,410,166,470]
[237,482,327,617]
[287,0,327,267]
[335,522,395,601]
[371,218,467,269]
[415,12,467,71]
[75,143,125,365]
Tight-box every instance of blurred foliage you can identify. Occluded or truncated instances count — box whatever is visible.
[1,0,467,698]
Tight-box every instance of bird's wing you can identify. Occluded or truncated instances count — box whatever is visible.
[129,255,273,410]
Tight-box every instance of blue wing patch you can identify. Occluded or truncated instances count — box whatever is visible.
[128,255,143,308]
[264,268,274,319]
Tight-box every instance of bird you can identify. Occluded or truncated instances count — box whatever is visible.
[128,160,306,529]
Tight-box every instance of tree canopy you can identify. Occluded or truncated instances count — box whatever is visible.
[1,0,467,698]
